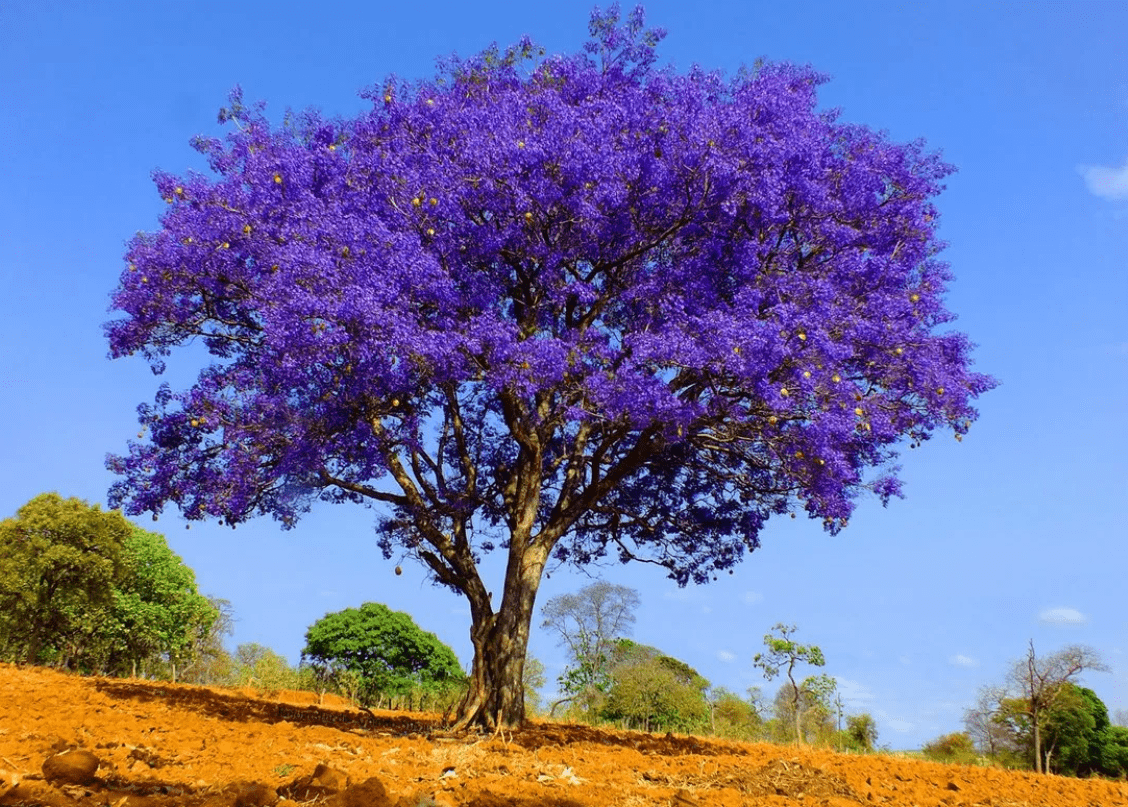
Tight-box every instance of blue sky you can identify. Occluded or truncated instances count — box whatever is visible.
[2,1,1126,749]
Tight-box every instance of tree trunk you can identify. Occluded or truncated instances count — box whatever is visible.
[450,541,547,731]
[1032,707,1042,773]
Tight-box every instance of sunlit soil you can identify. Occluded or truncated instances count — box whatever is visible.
[1,663,1125,806]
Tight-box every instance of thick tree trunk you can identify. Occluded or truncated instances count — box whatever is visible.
[450,542,547,731]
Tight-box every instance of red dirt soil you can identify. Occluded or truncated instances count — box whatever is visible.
[1,663,1125,807]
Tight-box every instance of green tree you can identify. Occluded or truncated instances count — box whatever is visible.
[1039,684,1111,777]
[921,732,978,764]
[707,687,763,740]
[232,642,300,693]
[105,527,217,679]
[601,640,709,733]
[0,494,131,667]
[1007,641,1107,773]
[753,624,826,745]
[1101,725,1128,777]
[176,596,235,685]
[301,602,465,709]
[541,581,640,717]
[843,713,879,752]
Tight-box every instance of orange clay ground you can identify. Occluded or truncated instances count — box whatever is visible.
[1,663,1125,807]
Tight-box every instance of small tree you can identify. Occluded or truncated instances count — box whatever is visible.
[601,640,709,733]
[301,602,464,709]
[753,624,826,745]
[844,713,878,752]
[231,642,301,694]
[708,687,763,740]
[541,581,639,716]
[522,654,547,715]
[922,731,977,764]
[1008,641,1107,773]
[963,684,1012,760]
[177,596,234,685]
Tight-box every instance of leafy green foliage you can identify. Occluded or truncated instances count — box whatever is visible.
[0,494,218,678]
[231,642,303,694]
[921,732,978,764]
[541,582,639,713]
[301,602,465,708]
[104,527,217,679]
[1101,726,1128,777]
[600,640,709,733]
[1042,685,1105,776]
[0,494,131,667]
[707,687,764,741]
[843,713,879,752]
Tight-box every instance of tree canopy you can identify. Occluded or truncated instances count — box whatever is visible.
[601,639,709,733]
[106,6,993,728]
[0,493,130,666]
[0,493,216,677]
[301,602,464,708]
[106,526,218,679]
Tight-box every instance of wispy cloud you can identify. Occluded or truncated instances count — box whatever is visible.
[717,650,736,663]
[875,710,915,734]
[1079,158,1128,200]
[1040,606,1087,625]
[949,654,978,668]
[662,589,693,602]
[836,677,875,703]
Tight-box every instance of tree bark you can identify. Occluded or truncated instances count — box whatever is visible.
[450,541,548,731]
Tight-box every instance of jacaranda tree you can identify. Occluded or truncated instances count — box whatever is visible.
[107,6,994,729]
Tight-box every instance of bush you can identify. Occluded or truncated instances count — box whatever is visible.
[922,732,978,764]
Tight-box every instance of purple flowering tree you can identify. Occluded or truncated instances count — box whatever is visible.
[107,7,993,729]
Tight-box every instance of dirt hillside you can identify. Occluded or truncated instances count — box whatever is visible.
[1,663,1124,807]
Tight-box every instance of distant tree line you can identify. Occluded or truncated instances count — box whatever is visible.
[541,582,879,750]
[920,642,1128,778]
[25,490,1121,773]
[0,493,474,712]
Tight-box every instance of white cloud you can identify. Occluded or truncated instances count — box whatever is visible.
[717,650,736,663]
[874,708,914,734]
[1040,606,1087,625]
[1079,158,1128,200]
[836,677,875,703]
[949,654,978,668]
[663,589,694,602]
[740,590,764,605]
[898,655,912,666]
